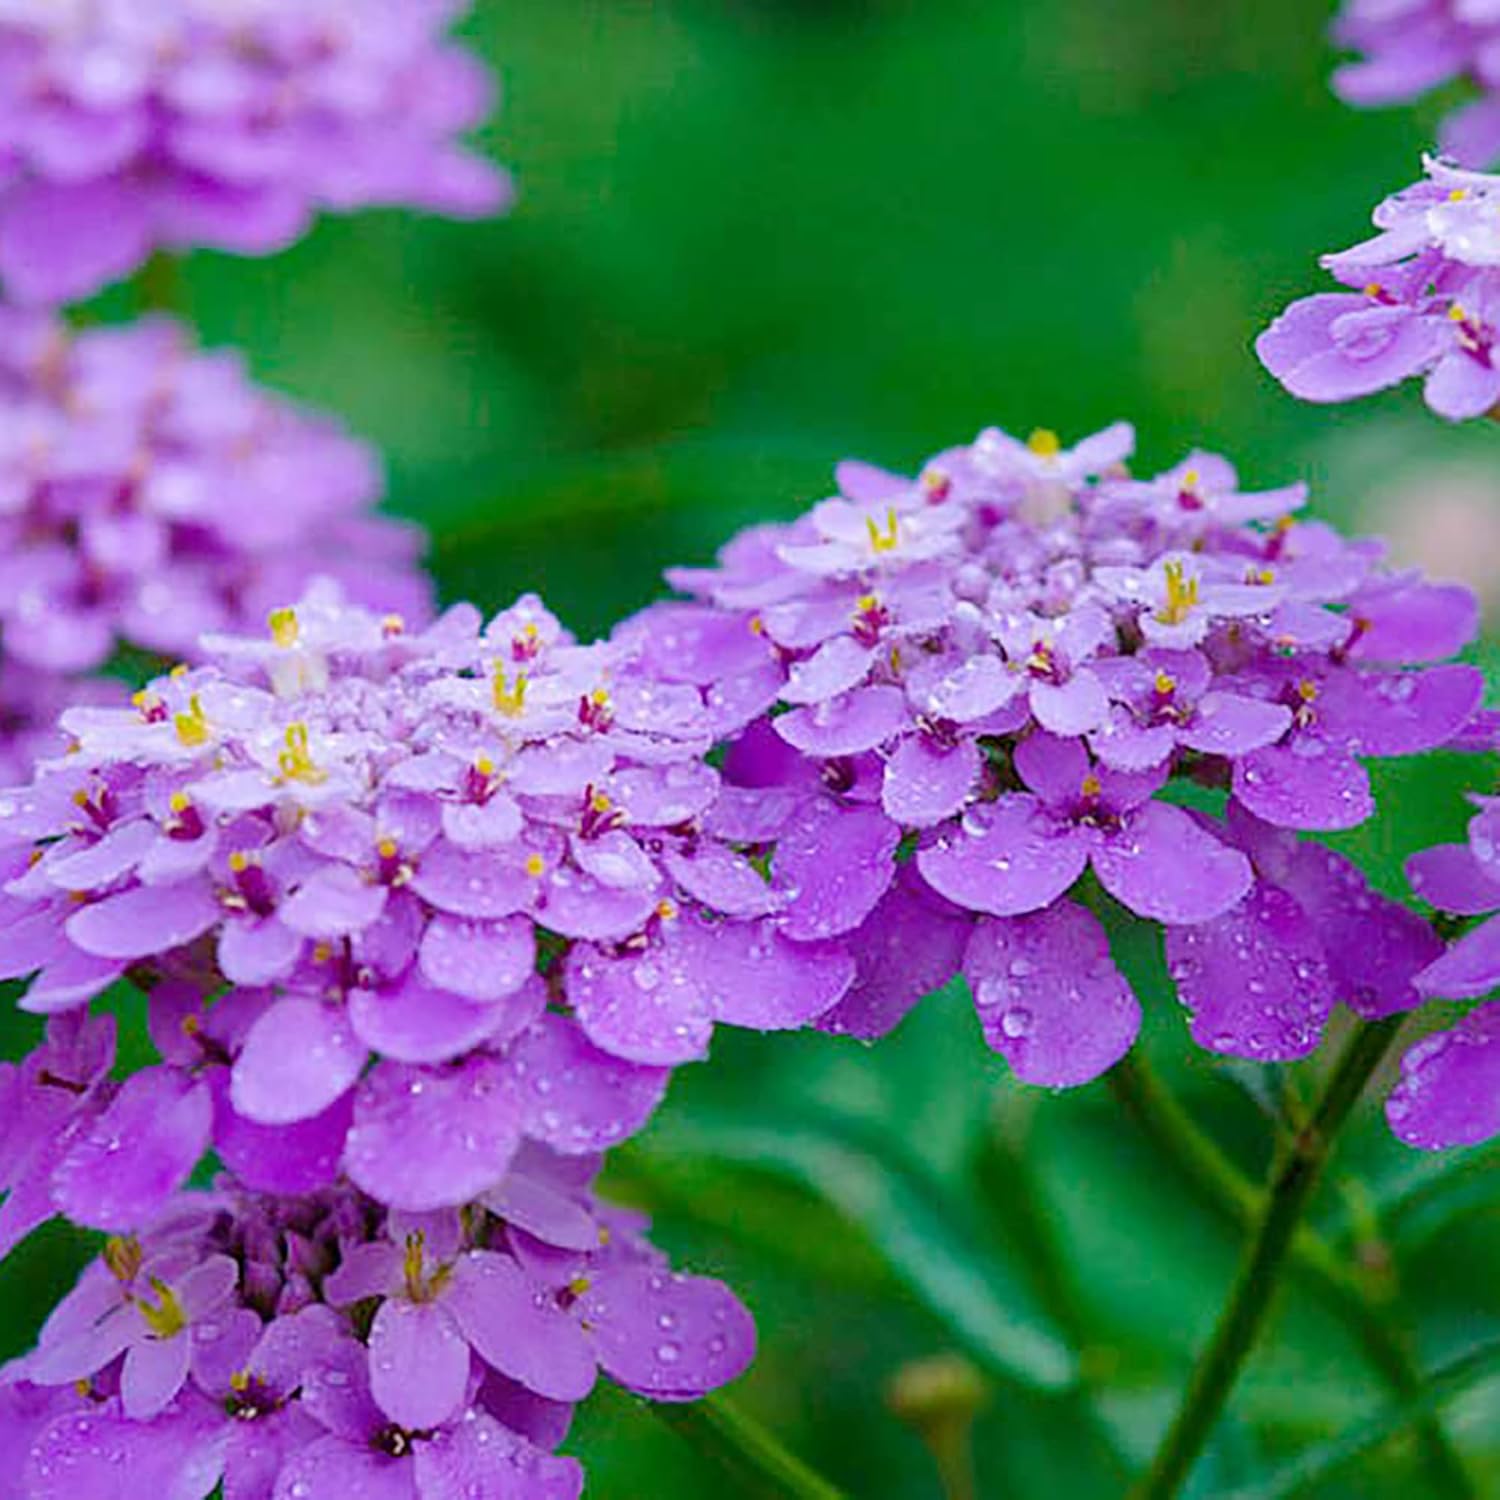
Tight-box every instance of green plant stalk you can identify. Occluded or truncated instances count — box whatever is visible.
[654,1391,848,1500]
[1108,1052,1473,1497]
[1126,1019,1422,1500]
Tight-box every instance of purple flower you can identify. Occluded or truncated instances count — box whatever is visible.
[0,0,509,304]
[666,419,1480,1083]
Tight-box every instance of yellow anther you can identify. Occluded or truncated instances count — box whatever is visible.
[522,623,539,641]
[568,1275,592,1298]
[169,663,189,680]
[228,850,251,873]
[865,507,900,554]
[181,1014,201,1037]
[590,687,611,707]
[1156,560,1200,626]
[890,645,903,673]
[855,593,879,615]
[492,664,529,717]
[74,1379,91,1398]
[138,1277,187,1339]
[1027,428,1062,458]
[590,791,613,815]
[71,789,90,808]
[524,852,546,878]
[381,613,405,637]
[1450,187,1468,202]
[656,898,679,921]
[921,467,949,492]
[1080,773,1103,800]
[104,1235,142,1283]
[376,837,399,860]
[474,754,496,778]
[1250,567,1277,585]
[1364,283,1383,299]
[1274,515,1295,535]
[173,694,211,748]
[402,1232,427,1301]
[1154,671,1176,696]
[169,790,192,815]
[131,689,149,709]
[229,1371,251,1394]
[1180,468,1200,490]
[748,615,765,636]
[277,722,326,784]
[1297,679,1319,703]
[1450,303,1469,323]
[268,607,299,649]
[312,942,333,963]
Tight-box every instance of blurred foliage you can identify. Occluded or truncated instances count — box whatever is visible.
[6,1,1500,1496]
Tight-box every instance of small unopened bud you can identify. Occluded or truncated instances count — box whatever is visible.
[886,1353,988,1500]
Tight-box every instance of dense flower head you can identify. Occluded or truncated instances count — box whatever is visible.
[0,585,859,1245]
[0,0,508,304]
[652,421,1482,1087]
[0,1163,753,1498]
[1256,154,1500,419]
[1332,1,1500,166]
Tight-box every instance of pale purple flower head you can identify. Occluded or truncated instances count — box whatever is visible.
[9,1161,752,1499]
[0,0,509,304]
[0,587,852,1237]
[1257,155,1500,419]
[1333,1,1500,166]
[658,422,1481,1087]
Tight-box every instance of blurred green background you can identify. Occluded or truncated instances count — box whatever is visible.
[6,2,1500,1496]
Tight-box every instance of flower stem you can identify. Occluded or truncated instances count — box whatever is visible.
[654,1392,848,1500]
[1127,1019,1412,1500]
[1109,1053,1473,1497]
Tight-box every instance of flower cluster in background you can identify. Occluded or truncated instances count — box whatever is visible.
[1333,1,1500,166]
[658,421,1489,1114]
[1258,155,1500,419]
[0,0,508,304]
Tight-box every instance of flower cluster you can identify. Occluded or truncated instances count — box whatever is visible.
[0,0,508,305]
[1332,1,1500,167]
[0,1162,751,1497]
[1256,154,1500,419]
[656,422,1481,1089]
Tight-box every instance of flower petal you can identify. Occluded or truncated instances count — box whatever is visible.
[1386,1003,1500,1150]
[368,1300,469,1431]
[1092,803,1251,924]
[917,796,1087,917]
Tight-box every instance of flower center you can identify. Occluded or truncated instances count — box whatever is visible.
[277,722,326,784]
[492,664,528,717]
[1155,560,1200,626]
[865,507,900,554]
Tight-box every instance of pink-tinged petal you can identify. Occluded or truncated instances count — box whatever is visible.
[442,792,524,850]
[0,177,153,304]
[1233,743,1373,831]
[1386,1003,1500,1150]
[773,800,900,940]
[881,736,981,827]
[1255,294,1445,403]
[1030,671,1109,737]
[915,654,1019,722]
[1407,844,1500,916]
[1415,914,1500,1001]
[1166,884,1334,1060]
[506,1013,670,1153]
[1349,582,1479,664]
[280,865,388,938]
[218,915,304,986]
[1334,665,1486,758]
[484,1169,599,1253]
[685,916,855,1030]
[964,904,1139,1085]
[569,830,658,891]
[53,1069,211,1232]
[413,1411,584,1500]
[231,999,366,1126]
[44,820,157,891]
[65,880,220,959]
[1013,733,1091,806]
[782,636,876,704]
[774,685,908,756]
[579,1265,755,1400]
[1180,694,1292,757]
[349,973,510,1065]
[1425,350,1500,420]
[917,795,1087,917]
[121,1333,193,1421]
[0,906,72,980]
[1089,716,1177,772]
[211,1076,352,1196]
[567,944,714,1065]
[27,1398,227,1500]
[344,1056,521,1211]
[368,1300,469,1431]
[1093,802,1251,925]
[19,948,127,1014]
[662,845,782,918]
[271,1435,412,1500]
[446,1251,597,1402]
[410,841,536,919]
[419,913,533,1001]
[818,870,971,1040]
[536,866,657,941]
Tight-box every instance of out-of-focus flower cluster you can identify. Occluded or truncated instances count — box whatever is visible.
[0,1163,750,1498]
[1258,155,1500,419]
[1333,1,1500,167]
[654,421,1483,1094]
[0,309,430,781]
[0,0,508,305]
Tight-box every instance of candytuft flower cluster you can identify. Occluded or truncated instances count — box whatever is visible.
[0,0,509,304]
[1333,1,1500,167]
[1258,155,1500,419]
[657,421,1482,1089]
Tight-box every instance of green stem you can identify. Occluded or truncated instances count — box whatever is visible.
[654,1392,848,1500]
[137,254,185,318]
[1127,1020,1407,1500]
[1108,1054,1473,1498]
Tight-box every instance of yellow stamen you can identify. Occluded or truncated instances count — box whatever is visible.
[1154,671,1176,696]
[268,607,299,649]
[402,1232,427,1302]
[1449,303,1469,323]
[229,1371,251,1394]
[524,852,546,878]
[312,942,333,963]
[169,790,192,815]
[1027,428,1062,458]
[169,663,189,680]
[474,754,496,778]
[277,722,326,785]
[137,1277,187,1339]
[568,1275,592,1298]
[590,791,613,815]
[656,898,679,921]
[381,613,406,637]
[1080,773,1103,800]
[173,694,210,748]
[921,468,949,493]
[104,1235,142,1283]
[181,1014,201,1037]
[1155,560,1200,626]
[1250,567,1276,585]
[1297,679,1319,704]
[228,850,251,874]
[748,615,765,636]
[74,1379,91,1398]
[376,837,399,860]
[865,507,900,554]
[1364,282,1383,299]
[492,664,529,717]
[71,789,90,808]
[1449,187,1468,202]
[590,687,611,707]
[855,593,879,615]
[1180,468,1200,490]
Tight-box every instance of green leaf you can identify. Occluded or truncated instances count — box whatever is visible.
[645,1103,1078,1392]
[1222,1338,1500,1500]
